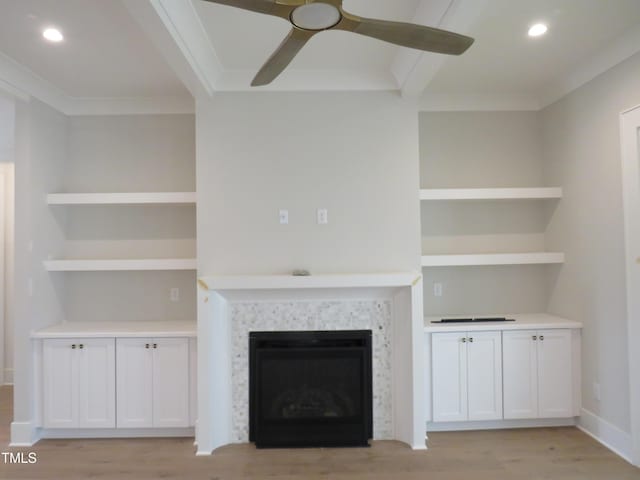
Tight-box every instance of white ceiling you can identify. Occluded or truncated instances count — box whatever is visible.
[427,0,640,95]
[194,0,421,71]
[0,0,639,110]
[0,0,189,98]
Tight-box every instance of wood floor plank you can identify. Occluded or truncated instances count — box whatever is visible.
[1,386,638,479]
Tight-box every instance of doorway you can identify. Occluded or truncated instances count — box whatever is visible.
[0,95,15,386]
[620,104,640,467]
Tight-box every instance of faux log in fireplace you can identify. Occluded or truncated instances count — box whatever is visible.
[249,330,373,448]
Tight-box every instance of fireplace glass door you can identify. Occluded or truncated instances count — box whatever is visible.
[249,330,372,448]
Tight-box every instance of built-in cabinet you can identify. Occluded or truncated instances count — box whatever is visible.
[432,331,502,422]
[35,322,196,436]
[426,318,581,428]
[503,329,573,419]
[116,337,190,428]
[43,338,115,429]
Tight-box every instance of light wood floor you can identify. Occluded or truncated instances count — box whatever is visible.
[1,386,638,480]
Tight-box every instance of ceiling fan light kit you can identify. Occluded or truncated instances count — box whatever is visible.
[201,0,475,86]
[290,3,341,30]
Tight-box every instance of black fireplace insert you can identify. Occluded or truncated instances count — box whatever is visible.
[249,330,373,448]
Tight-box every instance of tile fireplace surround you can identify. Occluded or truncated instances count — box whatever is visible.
[196,273,425,456]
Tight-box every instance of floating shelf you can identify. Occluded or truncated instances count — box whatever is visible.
[421,252,565,267]
[47,192,196,205]
[44,258,197,272]
[419,187,562,201]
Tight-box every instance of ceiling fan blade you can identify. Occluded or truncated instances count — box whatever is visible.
[340,16,474,55]
[251,28,315,86]
[199,0,277,15]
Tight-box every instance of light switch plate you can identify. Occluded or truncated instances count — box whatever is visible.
[279,209,289,224]
[317,208,328,224]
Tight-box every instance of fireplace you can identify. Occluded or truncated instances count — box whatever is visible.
[249,330,373,448]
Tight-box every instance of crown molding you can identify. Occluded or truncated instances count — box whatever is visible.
[148,0,222,97]
[0,51,194,115]
[419,93,540,111]
[213,69,398,92]
[539,24,640,109]
[61,96,194,116]
[394,0,488,98]
[390,0,455,91]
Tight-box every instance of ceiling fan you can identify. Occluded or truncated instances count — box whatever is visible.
[200,0,475,86]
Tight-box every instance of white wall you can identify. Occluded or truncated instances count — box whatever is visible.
[13,98,68,431]
[196,91,421,275]
[541,51,640,435]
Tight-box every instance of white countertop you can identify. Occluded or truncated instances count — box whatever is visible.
[31,321,197,339]
[424,313,582,333]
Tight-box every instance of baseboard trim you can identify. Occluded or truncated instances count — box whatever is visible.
[10,421,38,446]
[427,417,577,432]
[577,408,633,463]
[39,427,195,439]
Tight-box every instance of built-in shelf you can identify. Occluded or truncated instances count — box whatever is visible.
[421,252,565,267]
[31,321,197,338]
[47,192,196,205]
[424,313,582,332]
[419,187,562,201]
[44,258,197,272]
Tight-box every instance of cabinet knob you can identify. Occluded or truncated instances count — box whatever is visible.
[540,335,544,341]
[71,344,76,349]
[532,335,537,341]
[469,337,474,343]
[79,344,84,349]
[461,337,466,343]
[153,343,158,349]
[145,344,150,349]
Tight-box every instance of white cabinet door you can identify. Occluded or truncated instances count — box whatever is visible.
[116,338,153,428]
[43,339,78,428]
[538,329,573,418]
[152,338,190,428]
[432,332,468,422]
[189,337,197,427]
[503,330,538,419]
[77,339,115,428]
[467,331,502,421]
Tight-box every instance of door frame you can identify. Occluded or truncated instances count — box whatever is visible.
[620,104,640,466]
[0,169,4,385]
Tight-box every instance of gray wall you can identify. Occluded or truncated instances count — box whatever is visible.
[13,98,68,425]
[419,111,553,315]
[62,114,196,323]
[541,51,640,434]
[196,91,421,275]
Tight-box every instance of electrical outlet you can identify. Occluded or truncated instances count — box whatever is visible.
[593,382,601,401]
[170,287,180,302]
[433,282,443,297]
[279,209,289,224]
[317,208,328,224]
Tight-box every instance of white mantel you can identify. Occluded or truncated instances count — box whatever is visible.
[196,273,425,455]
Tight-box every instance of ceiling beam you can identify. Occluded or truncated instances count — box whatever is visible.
[123,0,222,97]
[392,0,487,98]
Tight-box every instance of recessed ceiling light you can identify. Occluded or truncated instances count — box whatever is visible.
[42,28,64,43]
[528,23,548,37]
